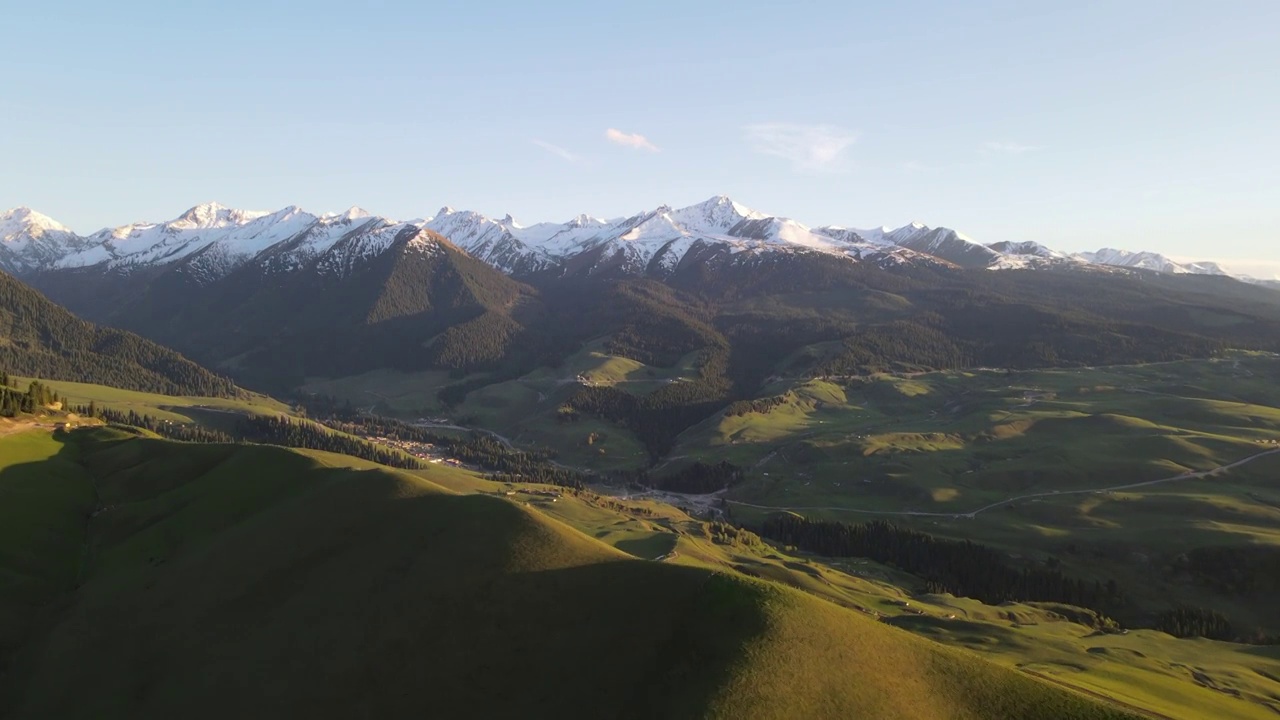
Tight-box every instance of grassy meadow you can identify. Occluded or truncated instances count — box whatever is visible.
[9,374,290,425]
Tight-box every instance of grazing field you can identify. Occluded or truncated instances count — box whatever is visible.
[9,374,290,424]
[700,355,1280,634]
[693,355,1280,513]
[885,594,1280,720]
[0,427,1136,719]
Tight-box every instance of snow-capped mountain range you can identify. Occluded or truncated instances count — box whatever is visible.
[0,196,1249,282]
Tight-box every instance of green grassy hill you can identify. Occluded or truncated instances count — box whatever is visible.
[690,355,1280,635]
[6,373,289,426]
[0,427,1135,719]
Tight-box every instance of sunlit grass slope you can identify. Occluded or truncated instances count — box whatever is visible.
[1,428,1134,719]
[10,374,289,425]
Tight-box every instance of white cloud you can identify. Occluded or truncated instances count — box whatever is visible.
[604,128,660,152]
[532,139,581,163]
[983,140,1041,153]
[743,123,858,173]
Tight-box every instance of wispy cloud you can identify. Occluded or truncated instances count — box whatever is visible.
[532,139,581,163]
[743,123,858,173]
[983,140,1041,154]
[605,128,660,152]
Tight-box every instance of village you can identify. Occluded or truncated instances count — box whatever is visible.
[357,433,470,469]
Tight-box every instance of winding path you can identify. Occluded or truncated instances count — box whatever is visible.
[726,447,1280,520]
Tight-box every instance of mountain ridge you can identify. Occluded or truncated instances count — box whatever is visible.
[1,197,1253,281]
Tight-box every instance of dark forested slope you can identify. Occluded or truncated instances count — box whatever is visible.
[0,270,237,396]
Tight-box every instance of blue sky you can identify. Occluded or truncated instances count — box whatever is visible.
[4,1,1278,273]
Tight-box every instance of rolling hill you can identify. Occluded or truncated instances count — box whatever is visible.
[0,426,1137,719]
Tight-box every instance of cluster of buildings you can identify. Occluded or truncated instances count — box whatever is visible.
[362,434,465,467]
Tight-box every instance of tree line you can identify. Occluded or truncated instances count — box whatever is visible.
[319,413,585,488]
[613,460,745,494]
[94,407,236,444]
[1153,606,1235,641]
[723,395,789,418]
[90,408,428,471]
[757,514,1120,614]
[1150,604,1280,644]
[92,405,591,489]
[0,375,62,417]
[235,415,429,469]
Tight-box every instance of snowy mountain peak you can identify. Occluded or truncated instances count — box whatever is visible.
[264,205,309,222]
[668,195,767,234]
[0,206,90,273]
[322,206,372,222]
[178,201,227,225]
[694,194,764,218]
[567,213,607,228]
[175,202,270,229]
[1,206,72,239]
[1077,248,1228,276]
[0,198,1259,288]
[987,240,1067,259]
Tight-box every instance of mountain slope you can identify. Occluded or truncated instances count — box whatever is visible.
[2,428,1136,719]
[50,225,538,388]
[0,270,236,396]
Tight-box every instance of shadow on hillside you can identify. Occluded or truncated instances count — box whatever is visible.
[613,533,678,560]
[8,464,774,719]
[1238,644,1280,661]
[0,427,94,716]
